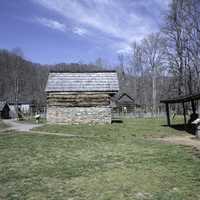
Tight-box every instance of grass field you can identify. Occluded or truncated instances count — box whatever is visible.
[33,117,186,138]
[0,120,9,130]
[0,118,200,200]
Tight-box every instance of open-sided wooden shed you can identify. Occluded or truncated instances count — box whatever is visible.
[161,93,200,126]
[45,71,119,124]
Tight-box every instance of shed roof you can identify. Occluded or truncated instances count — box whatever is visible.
[8,101,33,105]
[45,72,119,93]
[160,92,200,104]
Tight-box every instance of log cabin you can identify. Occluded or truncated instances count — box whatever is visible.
[111,92,141,116]
[45,71,119,124]
[117,93,137,113]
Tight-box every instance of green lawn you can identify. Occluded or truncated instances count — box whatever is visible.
[0,120,9,130]
[0,118,200,200]
[33,117,187,138]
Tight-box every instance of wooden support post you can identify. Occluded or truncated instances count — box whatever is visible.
[191,100,196,114]
[182,102,187,125]
[165,103,170,126]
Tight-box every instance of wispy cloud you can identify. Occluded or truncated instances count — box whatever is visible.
[116,43,132,54]
[73,27,88,36]
[35,17,89,37]
[35,17,66,32]
[32,0,171,53]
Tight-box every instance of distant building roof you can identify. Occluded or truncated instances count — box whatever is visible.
[8,101,33,105]
[0,101,8,111]
[118,93,135,103]
[45,71,119,93]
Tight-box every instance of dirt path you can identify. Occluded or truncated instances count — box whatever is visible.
[2,120,200,145]
[0,120,96,138]
[1,119,43,132]
[156,135,200,150]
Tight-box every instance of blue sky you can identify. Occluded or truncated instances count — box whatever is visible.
[0,0,170,65]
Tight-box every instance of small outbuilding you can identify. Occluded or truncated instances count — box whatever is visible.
[0,101,10,119]
[112,93,141,114]
[9,101,33,117]
[45,71,119,124]
[117,93,138,113]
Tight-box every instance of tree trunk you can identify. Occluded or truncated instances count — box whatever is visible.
[152,71,157,117]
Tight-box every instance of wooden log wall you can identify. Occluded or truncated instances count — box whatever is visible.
[47,92,111,107]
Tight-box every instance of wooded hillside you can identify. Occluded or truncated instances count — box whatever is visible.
[0,49,173,112]
[0,49,101,107]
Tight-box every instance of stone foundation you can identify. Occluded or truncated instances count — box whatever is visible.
[47,106,112,124]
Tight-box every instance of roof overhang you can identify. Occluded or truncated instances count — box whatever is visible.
[160,93,200,104]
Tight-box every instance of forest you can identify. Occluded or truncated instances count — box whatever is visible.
[0,0,200,114]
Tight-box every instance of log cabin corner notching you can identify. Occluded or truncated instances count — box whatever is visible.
[45,71,119,124]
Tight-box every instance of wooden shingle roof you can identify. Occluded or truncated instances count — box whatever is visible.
[45,71,119,93]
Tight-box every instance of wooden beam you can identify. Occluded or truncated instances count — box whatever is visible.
[165,103,171,126]
[182,102,187,125]
[191,100,196,114]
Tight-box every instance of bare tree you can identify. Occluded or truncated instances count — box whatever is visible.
[128,42,144,105]
[163,0,186,95]
[129,42,143,76]
[163,0,200,95]
[141,33,166,116]
[183,0,200,93]
[118,53,126,80]
[95,57,104,69]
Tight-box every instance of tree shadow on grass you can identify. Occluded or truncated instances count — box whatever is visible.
[162,124,196,135]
